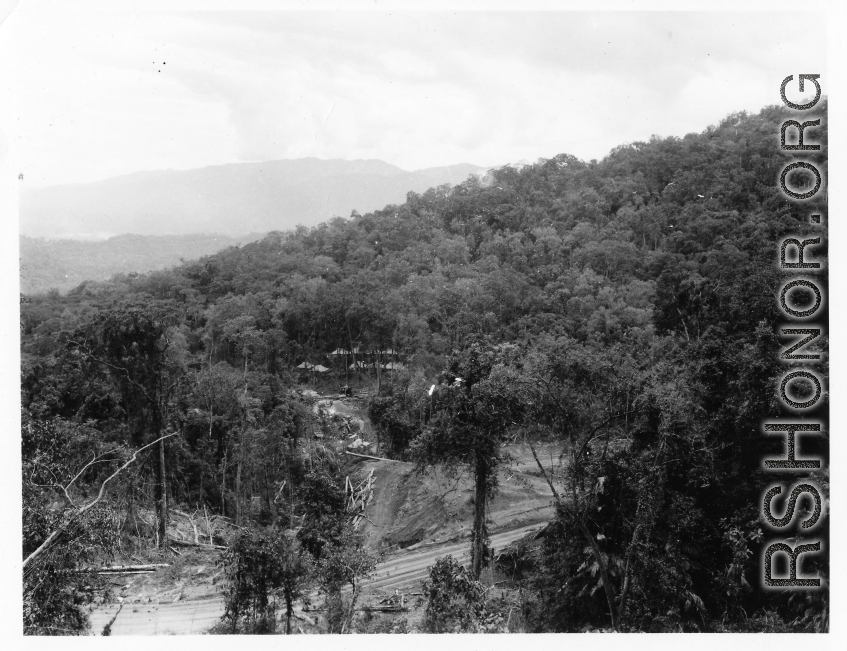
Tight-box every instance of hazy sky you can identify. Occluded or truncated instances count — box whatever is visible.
[0,2,829,187]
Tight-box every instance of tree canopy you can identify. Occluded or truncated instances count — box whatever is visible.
[21,102,828,633]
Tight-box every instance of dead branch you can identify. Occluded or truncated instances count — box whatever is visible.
[293,612,316,626]
[102,602,123,636]
[66,449,122,491]
[204,504,214,545]
[528,441,562,503]
[23,432,179,570]
[273,480,287,503]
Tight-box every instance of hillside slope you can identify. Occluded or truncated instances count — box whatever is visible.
[20,233,262,295]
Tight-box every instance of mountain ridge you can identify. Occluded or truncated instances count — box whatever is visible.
[20,158,490,239]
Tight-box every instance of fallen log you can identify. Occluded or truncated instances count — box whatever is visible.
[344,451,397,462]
[75,563,170,574]
[293,612,316,626]
[103,564,169,571]
[303,606,408,613]
[168,538,228,550]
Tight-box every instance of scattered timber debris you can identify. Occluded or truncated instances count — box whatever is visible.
[345,468,375,530]
[375,590,417,611]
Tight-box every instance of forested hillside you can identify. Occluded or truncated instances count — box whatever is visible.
[21,102,828,634]
[20,233,263,295]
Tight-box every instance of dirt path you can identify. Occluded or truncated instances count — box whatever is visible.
[85,404,562,635]
[87,521,545,635]
[89,596,226,636]
[366,521,544,593]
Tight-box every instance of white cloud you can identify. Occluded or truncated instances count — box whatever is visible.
[0,6,829,187]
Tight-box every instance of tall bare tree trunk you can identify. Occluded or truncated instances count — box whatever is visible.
[236,358,248,526]
[220,447,228,517]
[156,436,168,546]
[617,523,642,624]
[470,455,488,580]
[235,428,245,526]
[346,320,358,380]
[341,580,361,634]
[284,592,293,634]
[153,401,168,547]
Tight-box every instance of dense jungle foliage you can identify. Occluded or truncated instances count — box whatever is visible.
[21,102,828,633]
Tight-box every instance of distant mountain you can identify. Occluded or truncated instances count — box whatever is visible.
[20,233,262,295]
[20,158,489,239]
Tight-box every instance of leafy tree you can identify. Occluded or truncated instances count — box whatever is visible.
[410,341,526,579]
[219,527,313,634]
[367,395,421,459]
[314,531,378,633]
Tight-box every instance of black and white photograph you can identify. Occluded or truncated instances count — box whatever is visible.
[3,0,843,639]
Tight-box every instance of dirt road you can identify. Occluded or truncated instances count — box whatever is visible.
[87,521,545,635]
[86,418,559,635]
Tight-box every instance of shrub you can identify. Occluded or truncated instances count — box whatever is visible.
[423,555,486,633]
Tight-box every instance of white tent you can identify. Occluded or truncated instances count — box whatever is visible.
[295,362,315,370]
[382,362,406,370]
[312,364,330,373]
[330,347,361,355]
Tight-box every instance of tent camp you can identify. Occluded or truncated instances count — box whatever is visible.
[329,347,361,356]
